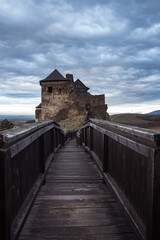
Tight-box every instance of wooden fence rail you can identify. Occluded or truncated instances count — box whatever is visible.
[0,120,75,240]
[77,118,160,240]
[64,129,78,143]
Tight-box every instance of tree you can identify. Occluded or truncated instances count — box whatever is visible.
[0,119,14,130]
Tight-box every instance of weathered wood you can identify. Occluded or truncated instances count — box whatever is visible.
[146,149,160,240]
[10,124,55,158]
[152,149,160,239]
[89,118,160,145]
[89,126,93,150]
[79,119,160,240]
[102,134,108,172]
[0,120,69,240]
[19,140,138,240]
[90,122,152,157]
[11,152,54,240]
[0,121,60,144]
[0,149,12,240]
[39,134,45,173]
[84,127,88,146]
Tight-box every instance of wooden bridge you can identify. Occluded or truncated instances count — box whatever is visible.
[0,119,160,240]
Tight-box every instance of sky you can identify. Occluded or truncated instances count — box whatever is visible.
[0,0,160,115]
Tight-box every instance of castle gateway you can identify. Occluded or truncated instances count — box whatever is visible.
[35,69,107,123]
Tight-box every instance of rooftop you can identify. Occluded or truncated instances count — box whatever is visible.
[40,69,68,82]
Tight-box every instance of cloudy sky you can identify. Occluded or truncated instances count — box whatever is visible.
[0,0,160,115]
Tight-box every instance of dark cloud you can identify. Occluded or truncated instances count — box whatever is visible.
[0,0,160,114]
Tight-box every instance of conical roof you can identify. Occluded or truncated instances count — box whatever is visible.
[40,69,66,82]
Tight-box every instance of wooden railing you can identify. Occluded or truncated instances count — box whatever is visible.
[0,120,76,240]
[64,129,78,143]
[77,118,160,240]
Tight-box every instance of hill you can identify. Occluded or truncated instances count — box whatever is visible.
[59,115,86,132]
[0,115,35,126]
[59,112,111,132]
[148,110,160,115]
[110,113,160,130]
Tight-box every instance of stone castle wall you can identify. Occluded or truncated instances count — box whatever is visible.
[35,75,107,123]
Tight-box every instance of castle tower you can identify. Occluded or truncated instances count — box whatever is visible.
[35,69,77,122]
[35,69,107,123]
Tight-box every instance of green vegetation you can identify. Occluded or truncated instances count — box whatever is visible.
[0,119,14,131]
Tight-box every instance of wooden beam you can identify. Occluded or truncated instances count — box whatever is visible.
[10,124,54,158]
[89,118,160,144]
[90,122,152,157]
[0,121,60,144]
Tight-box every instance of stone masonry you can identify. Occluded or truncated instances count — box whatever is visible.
[35,69,107,123]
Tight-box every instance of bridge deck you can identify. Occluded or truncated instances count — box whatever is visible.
[19,139,138,240]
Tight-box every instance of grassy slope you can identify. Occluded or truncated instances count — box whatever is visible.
[59,112,110,132]
[59,115,86,132]
[110,113,160,130]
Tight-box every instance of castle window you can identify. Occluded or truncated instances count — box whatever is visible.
[59,88,62,94]
[47,87,52,93]
[86,103,91,111]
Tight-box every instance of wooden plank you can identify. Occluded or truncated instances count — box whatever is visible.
[20,224,134,235]
[19,139,138,240]
[19,233,137,240]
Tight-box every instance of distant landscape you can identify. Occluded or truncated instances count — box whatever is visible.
[0,111,160,132]
[0,115,35,126]
[110,111,160,131]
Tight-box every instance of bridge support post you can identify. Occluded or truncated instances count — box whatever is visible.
[146,149,160,240]
[61,132,65,146]
[54,128,57,149]
[40,134,45,173]
[82,129,84,144]
[102,134,108,172]
[84,128,88,146]
[89,127,93,151]
[0,149,12,240]
[50,128,54,153]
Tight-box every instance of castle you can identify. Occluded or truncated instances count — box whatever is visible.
[35,69,107,123]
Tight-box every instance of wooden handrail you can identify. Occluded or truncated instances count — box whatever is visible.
[77,119,160,240]
[0,120,76,240]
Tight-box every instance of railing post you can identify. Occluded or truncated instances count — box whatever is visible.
[59,131,61,145]
[53,128,56,149]
[57,129,59,146]
[90,126,93,151]
[0,149,12,240]
[84,128,88,146]
[61,132,64,146]
[102,134,109,172]
[50,128,54,153]
[82,129,84,144]
[40,134,45,173]
[55,128,57,148]
[146,149,160,240]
